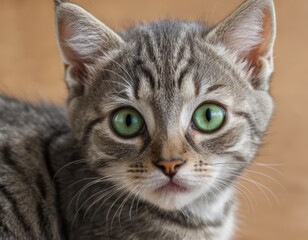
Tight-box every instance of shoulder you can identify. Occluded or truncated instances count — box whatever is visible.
[0,94,70,139]
[0,94,67,128]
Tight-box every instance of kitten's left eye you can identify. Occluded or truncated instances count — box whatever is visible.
[192,103,226,133]
[110,108,145,138]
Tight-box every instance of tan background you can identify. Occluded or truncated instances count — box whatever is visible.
[0,0,307,239]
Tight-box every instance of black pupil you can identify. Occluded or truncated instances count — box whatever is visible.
[205,108,212,122]
[126,114,133,127]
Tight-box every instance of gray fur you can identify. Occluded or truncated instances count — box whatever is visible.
[0,0,276,239]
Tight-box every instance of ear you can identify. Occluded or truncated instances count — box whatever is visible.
[55,3,124,87]
[206,0,276,90]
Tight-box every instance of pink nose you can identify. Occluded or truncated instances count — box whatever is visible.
[153,159,185,178]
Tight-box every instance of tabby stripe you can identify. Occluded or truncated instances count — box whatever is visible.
[96,136,137,160]
[177,58,194,90]
[132,59,143,98]
[44,130,70,240]
[44,130,70,177]
[223,151,248,163]
[206,84,225,94]
[133,46,156,91]
[185,133,200,152]
[147,203,222,229]
[192,70,201,96]
[136,40,142,58]
[187,34,195,57]
[139,65,156,90]
[2,145,26,178]
[139,135,152,154]
[81,117,105,146]
[0,223,14,238]
[0,185,33,237]
[36,202,51,240]
[177,63,190,90]
[234,111,262,138]
[201,128,241,154]
[223,200,234,216]
[175,42,187,66]
[133,75,141,100]
[206,219,223,228]
[234,155,246,162]
[143,33,157,64]
[35,173,47,200]
[149,208,206,229]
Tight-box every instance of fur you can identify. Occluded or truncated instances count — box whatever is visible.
[0,0,276,239]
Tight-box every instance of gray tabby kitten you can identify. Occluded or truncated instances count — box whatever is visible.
[0,0,276,239]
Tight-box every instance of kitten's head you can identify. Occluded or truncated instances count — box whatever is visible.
[56,0,276,210]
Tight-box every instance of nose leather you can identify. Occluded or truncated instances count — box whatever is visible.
[153,159,185,178]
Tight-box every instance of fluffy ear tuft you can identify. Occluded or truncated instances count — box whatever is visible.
[206,0,276,90]
[54,0,64,7]
[55,3,124,85]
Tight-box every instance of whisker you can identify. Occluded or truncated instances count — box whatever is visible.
[52,159,87,181]
[111,185,138,228]
[245,169,286,192]
[64,177,101,191]
[211,168,280,207]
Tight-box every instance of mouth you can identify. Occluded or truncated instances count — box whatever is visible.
[155,181,189,194]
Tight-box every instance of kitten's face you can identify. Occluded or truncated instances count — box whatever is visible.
[56,1,276,211]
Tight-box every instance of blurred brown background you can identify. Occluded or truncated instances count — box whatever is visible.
[0,0,307,239]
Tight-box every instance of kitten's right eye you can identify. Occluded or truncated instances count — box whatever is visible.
[110,108,145,138]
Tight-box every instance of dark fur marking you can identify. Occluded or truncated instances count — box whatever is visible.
[133,76,141,100]
[81,117,105,146]
[193,71,201,96]
[98,139,137,160]
[233,155,246,162]
[139,136,151,154]
[127,169,147,173]
[201,128,241,154]
[234,111,263,138]
[185,133,200,152]
[1,145,26,179]
[43,130,70,240]
[0,223,14,237]
[145,202,222,229]
[187,34,195,58]
[139,65,156,90]
[36,202,52,240]
[35,173,47,200]
[177,58,195,91]
[175,42,186,66]
[206,84,225,94]
[0,185,33,237]
[143,33,157,64]
[223,200,234,216]
[177,65,189,90]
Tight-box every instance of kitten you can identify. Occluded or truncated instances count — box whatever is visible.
[0,0,276,239]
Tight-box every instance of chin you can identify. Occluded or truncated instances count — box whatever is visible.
[143,185,204,211]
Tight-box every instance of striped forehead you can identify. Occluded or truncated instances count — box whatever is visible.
[128,23,202,102]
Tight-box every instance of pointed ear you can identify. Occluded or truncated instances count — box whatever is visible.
[55,3,124,86]
[206,0,276,90]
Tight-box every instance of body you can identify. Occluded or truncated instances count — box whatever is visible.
[0,0,276,239]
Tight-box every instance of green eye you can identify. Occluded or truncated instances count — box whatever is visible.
[111,108,145,138]
[192,103,226,133]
